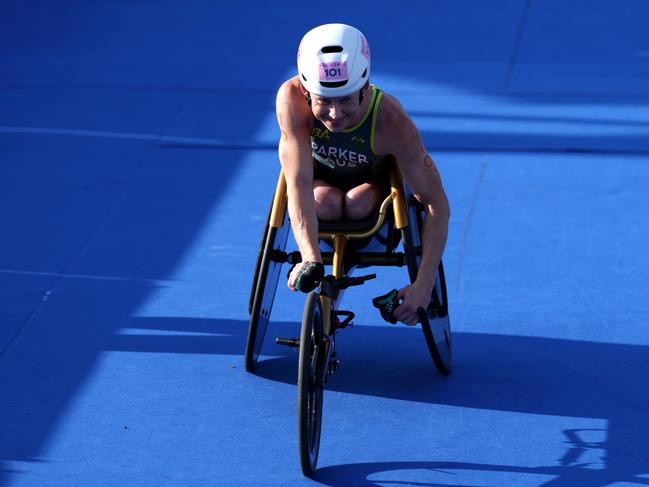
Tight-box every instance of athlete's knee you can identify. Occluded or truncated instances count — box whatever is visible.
[317,202,343,221]
[314,185,343,221]
[344,184,381,220]
[344,200,374,220]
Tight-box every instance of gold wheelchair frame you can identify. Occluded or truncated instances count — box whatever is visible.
[244,161,452,476]
[245,160,451,373]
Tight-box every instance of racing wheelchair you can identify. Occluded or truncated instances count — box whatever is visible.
[245,161,452,477]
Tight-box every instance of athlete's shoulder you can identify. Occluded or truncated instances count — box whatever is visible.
[276,76,312,136]
[277,76,305,105]
[374,90,416,153]
[376,90,409,125]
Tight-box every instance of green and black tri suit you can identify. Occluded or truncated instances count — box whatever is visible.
[310,86,390,192]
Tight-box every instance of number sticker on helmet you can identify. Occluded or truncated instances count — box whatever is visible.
[318,62,348,81]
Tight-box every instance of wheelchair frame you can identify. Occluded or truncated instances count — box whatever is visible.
[244,161,452,476]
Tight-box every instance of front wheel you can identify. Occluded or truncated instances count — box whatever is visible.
[298,293,326,477]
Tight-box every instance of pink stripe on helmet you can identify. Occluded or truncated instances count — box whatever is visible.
[360,35,370,62]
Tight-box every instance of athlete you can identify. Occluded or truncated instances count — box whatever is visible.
[276,23,450,325]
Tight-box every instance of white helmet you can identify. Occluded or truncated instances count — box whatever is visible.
[297,23,371,97]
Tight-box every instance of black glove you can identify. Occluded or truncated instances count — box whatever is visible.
[293,261,325,293]
[372,289,400,324]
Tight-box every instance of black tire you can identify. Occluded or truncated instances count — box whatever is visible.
[402,195,452,375]
[298,293,325,477]
[418,262,452,375]
[244,208,290,372]
[248,204,271,315]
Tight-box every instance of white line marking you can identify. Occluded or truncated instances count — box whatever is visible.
[116,328,227,337]
[0,126,226,145]
[0,268,174,284]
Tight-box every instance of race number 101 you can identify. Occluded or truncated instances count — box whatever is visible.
[324,67,341,77]
[318,61,348,81]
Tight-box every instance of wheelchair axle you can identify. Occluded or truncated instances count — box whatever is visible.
[276,337,300,348]
[271,249,421,268]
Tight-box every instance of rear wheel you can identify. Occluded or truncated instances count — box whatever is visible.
[418,262,452,375]
[244,203,290,372]
[248,205,271,315]
[402,195,452,375]
[298,293,326,477]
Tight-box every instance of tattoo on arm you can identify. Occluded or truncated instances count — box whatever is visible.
[411,130,434,168]
[424,154,434,169]
[410,132,435,170]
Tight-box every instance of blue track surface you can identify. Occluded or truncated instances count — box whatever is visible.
[2,2,649,486]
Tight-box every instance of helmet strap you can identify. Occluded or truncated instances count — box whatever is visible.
[359,89,364,106]
[305,92,312,106]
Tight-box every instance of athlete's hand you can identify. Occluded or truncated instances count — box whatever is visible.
[287,261,324,292]
[393,282,432,325]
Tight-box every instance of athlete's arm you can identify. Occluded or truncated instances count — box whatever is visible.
[376,95,450,324]
[276,80,322,287]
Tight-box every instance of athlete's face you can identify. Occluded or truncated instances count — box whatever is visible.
[311,92,363,132]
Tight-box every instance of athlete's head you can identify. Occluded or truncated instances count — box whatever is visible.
[297,23,371,132]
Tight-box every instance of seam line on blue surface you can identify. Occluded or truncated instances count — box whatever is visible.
[455,160,489,293]
[505,0,533,89]
[566,273,612,329]
[0,273,60,359]
[0,268,173,284]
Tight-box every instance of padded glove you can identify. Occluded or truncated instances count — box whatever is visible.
[294,261,325,293]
